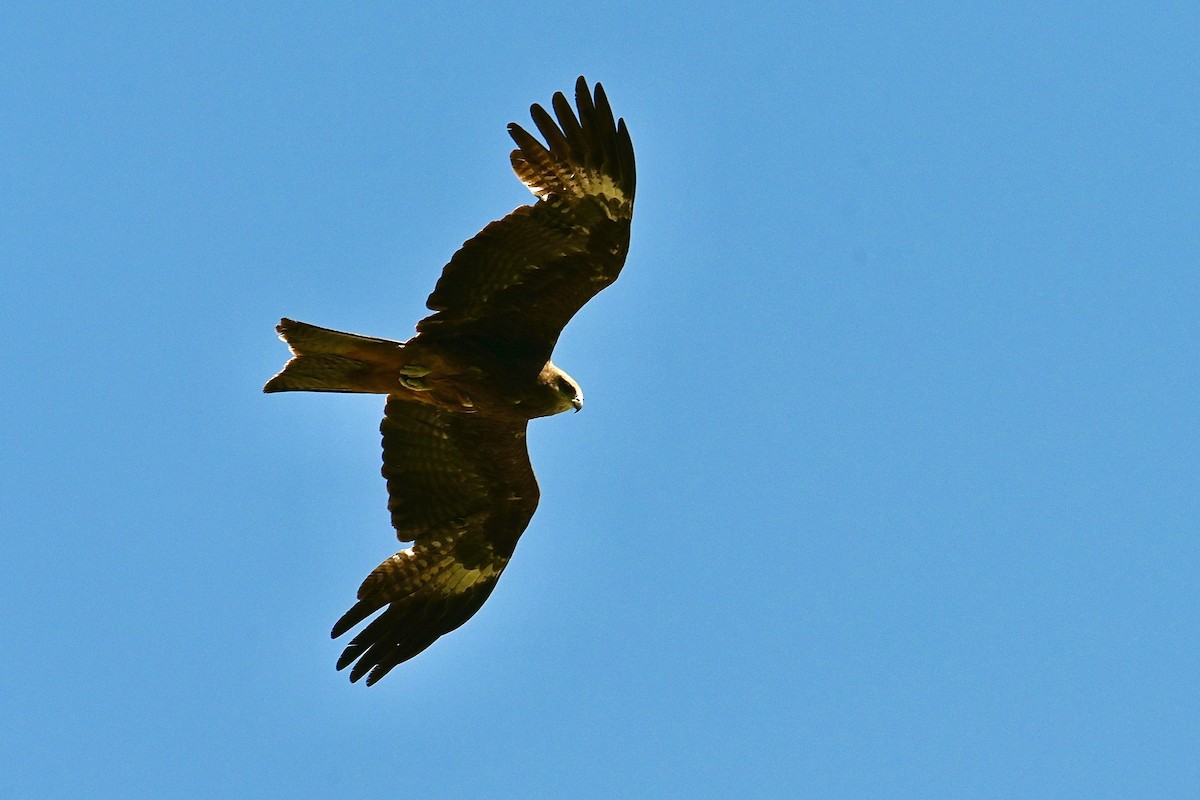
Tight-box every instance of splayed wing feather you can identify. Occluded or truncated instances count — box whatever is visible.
[530,102,570,156]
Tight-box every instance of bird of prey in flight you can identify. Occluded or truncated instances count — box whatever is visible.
[264,77,636,685]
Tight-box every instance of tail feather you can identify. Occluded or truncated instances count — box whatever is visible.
[263,318,406,394]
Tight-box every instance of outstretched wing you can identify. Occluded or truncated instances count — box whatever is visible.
[414,76,636,372]
[331,396,539,684]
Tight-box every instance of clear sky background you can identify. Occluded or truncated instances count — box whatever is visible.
[2,2,1197,797]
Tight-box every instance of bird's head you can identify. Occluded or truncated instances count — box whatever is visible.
[540,361,583,415]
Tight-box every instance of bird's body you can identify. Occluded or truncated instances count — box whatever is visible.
[264,78,635,684]
[266,319,578,418]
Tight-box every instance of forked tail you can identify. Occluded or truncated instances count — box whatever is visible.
[263,318,406,394]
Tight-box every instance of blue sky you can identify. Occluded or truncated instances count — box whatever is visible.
[2,2,1197,797]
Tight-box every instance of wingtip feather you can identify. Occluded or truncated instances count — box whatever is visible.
[506,77,635,207]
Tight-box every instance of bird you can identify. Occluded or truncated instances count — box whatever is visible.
[263,77,635,685]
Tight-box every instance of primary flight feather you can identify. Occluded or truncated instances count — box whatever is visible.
[264,77,635,685]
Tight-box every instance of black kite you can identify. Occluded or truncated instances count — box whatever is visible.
[264,77,635,684]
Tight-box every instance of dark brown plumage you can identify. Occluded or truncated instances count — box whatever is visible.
[264,77,635,684]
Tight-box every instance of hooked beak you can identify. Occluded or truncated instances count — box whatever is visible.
[571,397,583,413]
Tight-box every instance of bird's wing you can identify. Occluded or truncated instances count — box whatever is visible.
[414,76,636,373]
[331,396,539,685]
